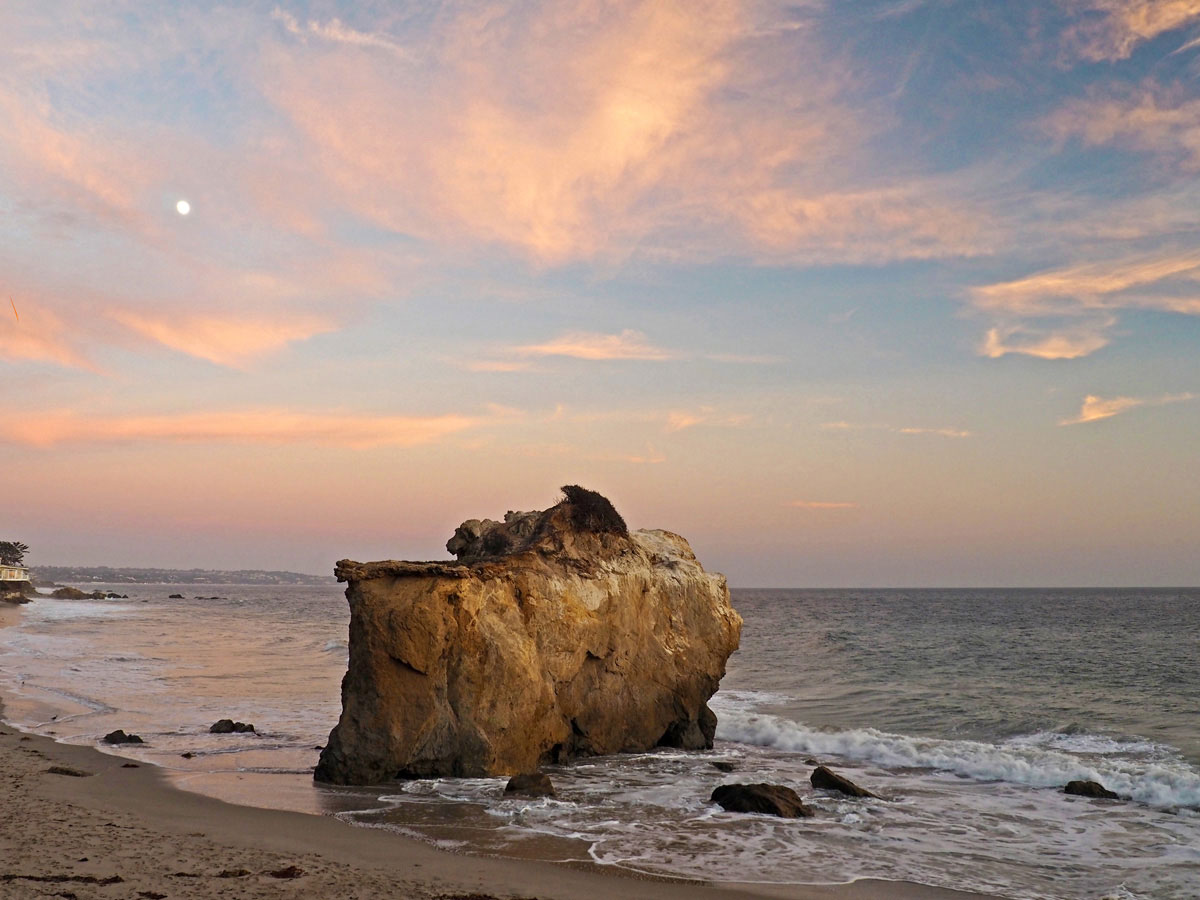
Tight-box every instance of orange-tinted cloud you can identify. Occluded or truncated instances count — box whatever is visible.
[786,500,858,510]
[980,321,1115,360]
[1047,88,1200,170]
[259,1,987,265]
[1065,0,1200,61]
[514,329,676,361]
[4,410,478,448]
[970,252,1200,358]
[1059,392,1195,424]
[820,421,972,437]
[664,408,751,432]
[0,303,95,370]
[109,309,336,368]
[0,87,153,231]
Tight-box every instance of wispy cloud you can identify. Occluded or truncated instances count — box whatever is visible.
[270,8,409,57]
[0,304,96,371]
[1059,392,1196,425]
[786,500,858,510]
[109,310,336,368]
[980,319,1116,360]
[1064,0,1200,61]
[664,408,751,432]
[1046,87,1200,170]
[514,329,677,361]
[897,426,973,438]
[821,421,972,437]
[258,0,989,265]
[969,251,1200,358]
[4,410,478,448]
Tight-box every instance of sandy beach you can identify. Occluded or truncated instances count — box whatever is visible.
[0,605,996,900]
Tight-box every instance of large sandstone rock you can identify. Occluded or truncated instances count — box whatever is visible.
[315,487,742,785]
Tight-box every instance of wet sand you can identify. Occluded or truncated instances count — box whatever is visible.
[1,607,997,900]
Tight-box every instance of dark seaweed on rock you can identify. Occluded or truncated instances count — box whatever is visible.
[560,485,627,535]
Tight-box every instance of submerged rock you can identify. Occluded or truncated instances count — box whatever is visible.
[1064,779,1120,799]
[102,729,144,745]
[315,486,741,785]
[504,772,556,797]
[810,765,879,799]
[711,783,814,818]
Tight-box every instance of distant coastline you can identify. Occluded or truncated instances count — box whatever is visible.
[30,565,336,586]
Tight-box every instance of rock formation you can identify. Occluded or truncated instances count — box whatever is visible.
[315,486,742,785]
[1064,779,1120,799]
[710,783,814,818]
[810,765,879,799]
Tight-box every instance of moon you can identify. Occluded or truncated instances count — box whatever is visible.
[176,199,191,216]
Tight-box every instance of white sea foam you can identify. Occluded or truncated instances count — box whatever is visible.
[712,701,1200,809]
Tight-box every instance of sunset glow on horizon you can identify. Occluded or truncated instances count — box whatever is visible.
[2,1,1198,586]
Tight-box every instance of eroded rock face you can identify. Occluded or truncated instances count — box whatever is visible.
[315,487,742,785]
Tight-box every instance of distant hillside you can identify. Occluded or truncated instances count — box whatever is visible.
[32,565,336,586]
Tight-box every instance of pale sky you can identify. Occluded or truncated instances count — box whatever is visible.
[2,1,1199,586]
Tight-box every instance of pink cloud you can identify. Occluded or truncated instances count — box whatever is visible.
[257,1,988,265]
[0,303,95,371]
[1064,1,1200,61]
[1059,392,1195,425]
[108,309,337,368]
[4,410,478,449]
[786,500,858,510]
[514,329,676,361]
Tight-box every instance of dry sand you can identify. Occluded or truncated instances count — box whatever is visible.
[1,605,997,900]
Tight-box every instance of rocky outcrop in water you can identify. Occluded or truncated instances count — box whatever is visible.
[315,486,741,785]
[710,783,814,817]
[810,765,879,798]
[1064,779,1120,799]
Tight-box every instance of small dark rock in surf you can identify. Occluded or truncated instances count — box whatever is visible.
[504,772,556,797]
[711,782,814,817]
[210,719,255,734]
[810,765,879,799]
[710,761,737,772]
[1064,780,1120,799]
[102,729,144,745]
[168,593,184,599]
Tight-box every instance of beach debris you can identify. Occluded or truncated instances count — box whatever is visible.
[121,762,139,768]
[317,486,740,784]
[710,782,814,818]
[210,718,255,734]
[267,865,305,879]
[181,752,195,758]
[504,772,557,798]
[168,593,184,598]
[45,765,92,777]
[711,760,737,772]
[137,892,167,899]
[1064,779,1120,799]
[216,868,251,878]
[102,729,144,745]
[810,765,880,799]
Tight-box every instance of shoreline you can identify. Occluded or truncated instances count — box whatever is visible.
[1,605,997,900]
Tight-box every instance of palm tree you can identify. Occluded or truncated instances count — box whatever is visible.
[0,541,29,567]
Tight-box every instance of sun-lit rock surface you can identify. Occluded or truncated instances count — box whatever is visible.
[315,487,742,785]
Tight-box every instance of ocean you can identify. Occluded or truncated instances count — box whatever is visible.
[1,585,1197,899]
